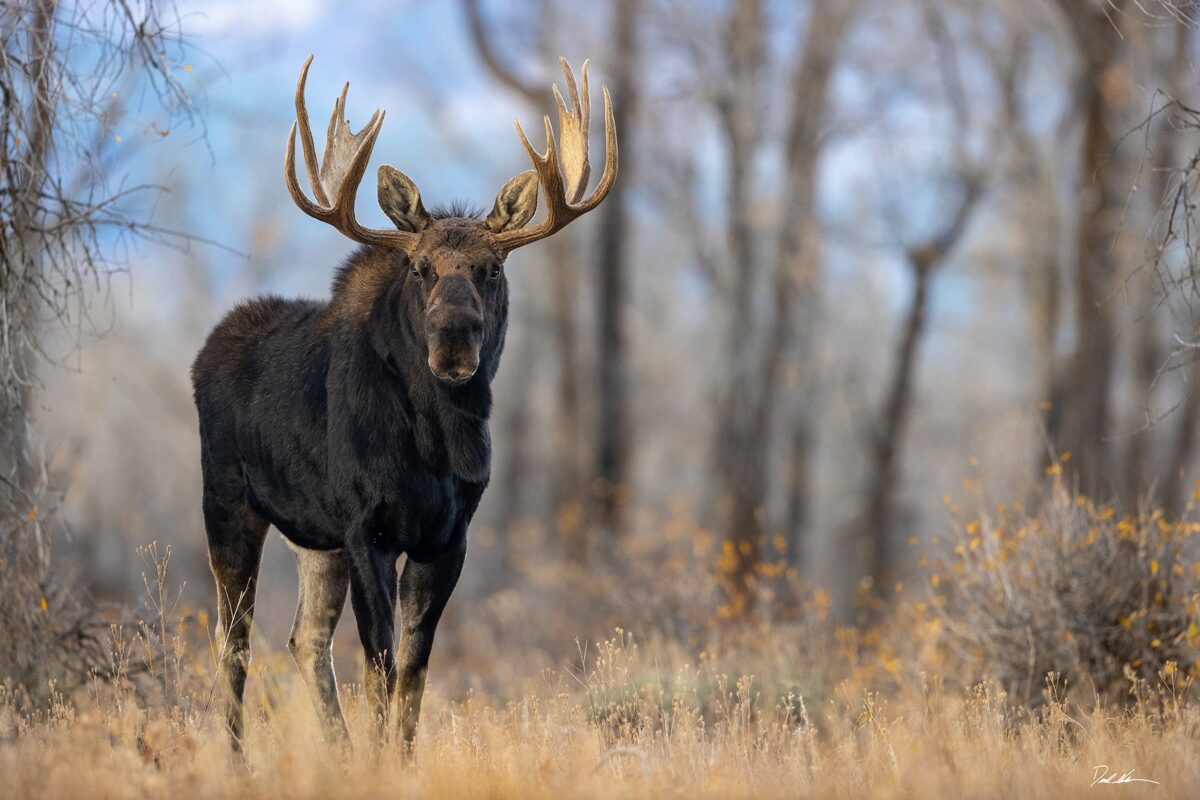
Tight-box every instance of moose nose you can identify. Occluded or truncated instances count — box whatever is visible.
[437,364,476,385]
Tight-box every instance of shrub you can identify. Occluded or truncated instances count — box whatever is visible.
[926,469,1200,704]
[0,467,107,704]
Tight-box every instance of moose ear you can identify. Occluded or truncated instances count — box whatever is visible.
[378,165,431,232]
[485,170,539,233]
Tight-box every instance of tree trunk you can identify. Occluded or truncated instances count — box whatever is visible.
[545,234,588,557]
[784,413,813,567]
[1053,0,1123,499]
[848,168,981,610]
[488,319,538,589]
[859,265,931,595]
[716,0,852,604]
[1,1,57,484]
[460,0,589,548]
[1153,21,1197,516]
[592,0,639,538]
[1162,359,1200,518]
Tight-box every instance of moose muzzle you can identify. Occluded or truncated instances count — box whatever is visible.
[425,276,484,386]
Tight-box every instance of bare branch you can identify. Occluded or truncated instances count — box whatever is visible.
[460,0,543,104]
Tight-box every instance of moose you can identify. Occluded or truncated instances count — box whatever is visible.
[191,55,616,752]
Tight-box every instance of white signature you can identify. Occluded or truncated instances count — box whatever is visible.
[1091,765,1160,787]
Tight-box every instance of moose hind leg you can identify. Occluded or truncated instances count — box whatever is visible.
[205,499,269,753]
[288,544,350,746]
[394,545,465,751]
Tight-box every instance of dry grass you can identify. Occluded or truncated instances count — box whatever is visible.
[3,476,1200,798]
[0,631,1196,799]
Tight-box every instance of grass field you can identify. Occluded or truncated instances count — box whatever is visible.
[3,477,1200,798]
[1,631,1195,798]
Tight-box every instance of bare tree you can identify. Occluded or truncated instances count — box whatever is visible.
[856,178,984,597]
[677,0,857,605]
[0,0,200,698]
[592,0,639,537]
[849,5,992,600]
[463,0,641,550]
[1048,0,1129,498]
[462,0,592,550]
[1125,20,1181,504]
[1,1,199,464]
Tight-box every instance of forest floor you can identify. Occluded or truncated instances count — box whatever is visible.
[4,475,1200,798]
[1,622,1197,798]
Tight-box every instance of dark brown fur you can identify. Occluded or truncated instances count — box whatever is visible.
[193,212,515,752]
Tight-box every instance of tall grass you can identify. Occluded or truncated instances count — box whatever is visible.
[1,472,1199,798]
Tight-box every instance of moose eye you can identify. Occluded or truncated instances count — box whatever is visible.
[488,263,502,281]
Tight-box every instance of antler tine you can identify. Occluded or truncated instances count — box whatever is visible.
[495,59,618,252]
[552,58,590,204]
[283,57,419,251]
[332,108,384,212]
[586,85,618,211]
[323,82,349,193]
[294,55,329,207]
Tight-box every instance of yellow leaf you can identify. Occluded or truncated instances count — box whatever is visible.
[39,596,47,611]
[1151,560,1159,576]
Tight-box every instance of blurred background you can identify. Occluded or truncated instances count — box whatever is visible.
[4,0,1200,697]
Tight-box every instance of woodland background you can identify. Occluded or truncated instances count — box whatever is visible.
[4,0,1200,706]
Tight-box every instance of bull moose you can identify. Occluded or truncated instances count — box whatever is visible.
[191,55,617,752]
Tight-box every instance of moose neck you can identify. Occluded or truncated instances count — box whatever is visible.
[360,255,508,483]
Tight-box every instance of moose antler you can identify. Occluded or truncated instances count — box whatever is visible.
[492,58,618,252]
[284,56,420,250]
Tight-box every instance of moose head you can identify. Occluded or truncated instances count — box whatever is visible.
[283,55,617,386]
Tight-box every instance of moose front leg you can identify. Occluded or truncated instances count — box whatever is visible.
[394,543,466,752]
[346,536,399,744]
[287,544,351,747]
